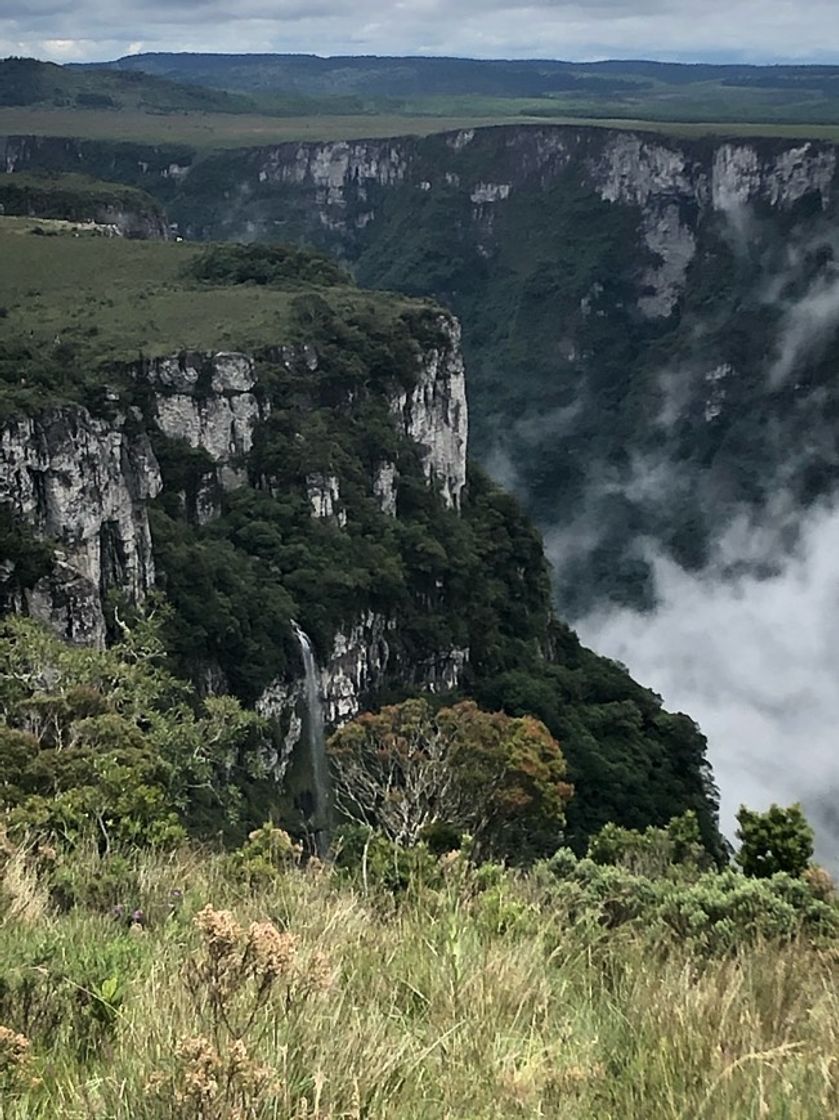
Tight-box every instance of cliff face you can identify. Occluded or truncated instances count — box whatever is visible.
[0,315,469,746]
[8,124,837,312]
[388,316,468,510]
[0,407,159,645]
[7,124,839,614]
[0,227,725,851]
[130,124,839,615]
[258,608,469,780]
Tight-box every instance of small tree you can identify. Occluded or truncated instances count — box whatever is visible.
[735,803,814,879]
[0,615,265,847]
[327,697,572,862]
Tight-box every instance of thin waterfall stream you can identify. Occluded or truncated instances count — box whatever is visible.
[291,621,332,857]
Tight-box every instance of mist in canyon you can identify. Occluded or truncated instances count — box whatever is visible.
[577,501,839,866]
[570,224,839,864]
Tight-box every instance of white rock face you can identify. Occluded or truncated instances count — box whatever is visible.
[373,461,399,516]
[448,129,475,151]
[257,612,470,775]
[307,473,347,527]
[593,134,694,208]
[639,204,697,319]
[703,363,732,422]
[256,679,304,782]
[256,612,392,777]
[256,140,408,230]
[322,621,468,724]
[471,183,512,204]
[389,316,468,509]
[321,612,395,726]
[712,142,836,211]
[146,352,265,489]
[0,406,161,645]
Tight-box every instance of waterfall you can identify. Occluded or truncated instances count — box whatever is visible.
[291,621,332,857]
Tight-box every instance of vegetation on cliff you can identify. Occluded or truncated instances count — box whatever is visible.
[0,173,165,231]
[0,232,723,852]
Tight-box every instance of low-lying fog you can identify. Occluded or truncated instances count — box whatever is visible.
[578,502,839,867]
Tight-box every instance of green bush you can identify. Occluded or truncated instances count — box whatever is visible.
[736,803,815,878]
[227,822,302,886]
[188,243,350,289]
[332,825,444,895]
[586,811,709,878]
[537,843,839,950]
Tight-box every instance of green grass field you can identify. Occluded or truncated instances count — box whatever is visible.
[0,217,413,369]
[0,107,539,148]
[4,105,839,149]
[0,841,836,1120]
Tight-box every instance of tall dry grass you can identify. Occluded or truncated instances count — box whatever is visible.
[0,844,836,1119]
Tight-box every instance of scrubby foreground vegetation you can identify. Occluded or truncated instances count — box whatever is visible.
[0,830,837,1120]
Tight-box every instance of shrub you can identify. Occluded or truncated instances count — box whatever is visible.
[188,243,349,289]
[736,803,814,878]
[586,811,709,878]
[227,823,302,886]
[332,824,444,895]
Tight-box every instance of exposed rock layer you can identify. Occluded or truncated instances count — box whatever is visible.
[0,319,470,742]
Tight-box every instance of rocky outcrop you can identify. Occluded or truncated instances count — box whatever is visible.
[142,351,265,493]
[92,206,168,240]
[0,406,160,645]
[306,473,346,526]
[372,461,398,516]
[0,306,472,759]
[389,316,468,510]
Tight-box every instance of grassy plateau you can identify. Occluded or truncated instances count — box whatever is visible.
[0,216,416,366]
[4,106,839,148]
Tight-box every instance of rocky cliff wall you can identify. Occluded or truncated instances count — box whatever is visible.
[0,317,470,744]
[257,610,469,781]
[8,125,838,265]
[0,406,160,646]
[121,123,839,615]
[10,123,837,609]
[156,126,839,321]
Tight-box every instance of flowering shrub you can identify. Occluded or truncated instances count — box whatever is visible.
[227,824,302,887]
[0,1024,36,1095]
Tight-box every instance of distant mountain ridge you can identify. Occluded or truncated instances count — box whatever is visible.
[0,56,257,113]
[75,53,839,126]
[89,52,839,93]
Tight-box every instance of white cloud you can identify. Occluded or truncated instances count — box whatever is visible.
[38,37,86,57]
[579,503,839,868]
[769,268,839,388]
[1,1,839,63]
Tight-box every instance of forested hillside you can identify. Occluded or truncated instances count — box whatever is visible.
[0,220,720,852]
[0,57,259,114]
[91,52,839,125]
[18,123,839,619]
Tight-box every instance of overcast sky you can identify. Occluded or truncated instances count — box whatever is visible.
[2,1,839,66]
